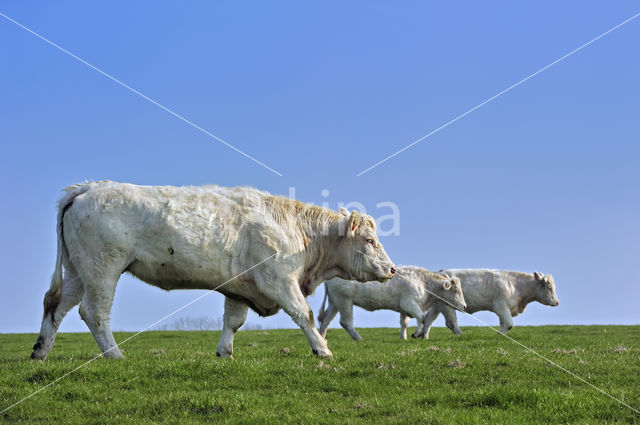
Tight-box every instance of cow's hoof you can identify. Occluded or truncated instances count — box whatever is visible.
[102,349,125,360]
[216,350,233,358]
[312,348,333,359]
[411,333,418,339]
[30,351,46,361]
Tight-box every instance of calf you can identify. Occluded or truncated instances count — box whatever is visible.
[318,266,466,340]
[419,269,559,338]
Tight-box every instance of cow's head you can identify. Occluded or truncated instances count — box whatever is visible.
[533,272,559,307]
[428,275,467,312]
[335,210,396,283]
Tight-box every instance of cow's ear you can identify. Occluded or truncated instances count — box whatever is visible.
[533,271,543,281]
[346,211,360,236]
[338,207,349,217]
[443,279,452,290]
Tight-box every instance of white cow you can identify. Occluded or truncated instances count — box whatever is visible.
[418,269,559,338]
[32,181,396,360]
[317,266,467,340]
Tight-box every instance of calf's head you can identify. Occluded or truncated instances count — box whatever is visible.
[430,276,467,311]
[533,272,559,307]
[336,210,396,283]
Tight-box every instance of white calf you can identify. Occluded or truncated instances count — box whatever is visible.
[318,266,466,340]
[420,269,559,338]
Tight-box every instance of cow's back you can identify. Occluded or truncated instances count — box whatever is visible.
[443,269,511,312]
[62,182,279,291]
[326,276,408,312]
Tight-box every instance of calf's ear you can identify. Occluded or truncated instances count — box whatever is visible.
[346,211,361,236]
[533,271,543,281]
[443,280,453,290]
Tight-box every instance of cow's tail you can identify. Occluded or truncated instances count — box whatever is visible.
[42,183,95,320]
[317,284,329,324]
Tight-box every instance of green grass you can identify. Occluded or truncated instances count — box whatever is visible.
[1,326,639,424]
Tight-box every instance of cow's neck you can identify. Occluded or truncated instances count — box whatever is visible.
[298,218,346,296]
[513,275,538,313]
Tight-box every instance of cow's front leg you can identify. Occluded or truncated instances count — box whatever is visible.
[400,313,410,340]
[441,306,462,335]
[260,278,332,358]
[494,304,513,334]
[216,297,248,358]
[400,300,426,339]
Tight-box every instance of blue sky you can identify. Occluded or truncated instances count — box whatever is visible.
[1,2,638,334]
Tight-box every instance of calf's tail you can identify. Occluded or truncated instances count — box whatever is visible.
[42,183,95,320]
[317,284,329,323]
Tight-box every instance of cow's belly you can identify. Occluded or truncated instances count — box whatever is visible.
[127,260,281,317]
[354,295,397,312]
[126,259,228,291]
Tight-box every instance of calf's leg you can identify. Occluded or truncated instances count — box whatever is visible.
[400,313,410,340]
[420,308,441,340]
[494,304,514,334]
[216,297,248,357]
[318,299,339,338]
[399,300,426,339]
[337,301,362,341]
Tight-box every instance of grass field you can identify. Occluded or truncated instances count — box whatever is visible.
[1,326,638,424]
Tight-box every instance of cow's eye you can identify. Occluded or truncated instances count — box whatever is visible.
[365,238,374,245]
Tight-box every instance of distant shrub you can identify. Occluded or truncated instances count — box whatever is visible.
[153,316,265,331]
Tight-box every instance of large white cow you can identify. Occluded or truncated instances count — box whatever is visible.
[418,269,559,338]
[32,181,396,360]
[317,266,466,340]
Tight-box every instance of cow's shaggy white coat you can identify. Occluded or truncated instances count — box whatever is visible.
[317,266,467,340]
[32,181,396,360]
[419,269,559,338]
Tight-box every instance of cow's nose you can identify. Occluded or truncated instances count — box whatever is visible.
[555,301,559,306]
[462,305,467,311]
[390,267,396,275]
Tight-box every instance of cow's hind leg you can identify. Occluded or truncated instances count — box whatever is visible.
[32,266,84,360]
[77,265,125,359]
[216,297,248,358]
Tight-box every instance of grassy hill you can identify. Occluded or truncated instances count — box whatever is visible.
[1,326,638,424]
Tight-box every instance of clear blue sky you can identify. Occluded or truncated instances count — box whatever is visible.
[1,2,638,333]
